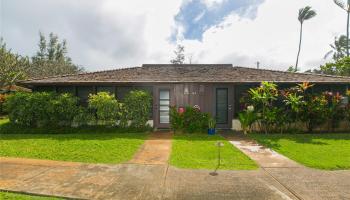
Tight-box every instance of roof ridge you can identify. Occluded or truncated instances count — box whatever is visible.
[142,64,233,67]
[23,66,141,82]
[233,66,350,79]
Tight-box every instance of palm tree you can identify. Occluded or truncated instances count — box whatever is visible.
[324,35,348,60]
[334,0,350,57]
[295,6,317,71]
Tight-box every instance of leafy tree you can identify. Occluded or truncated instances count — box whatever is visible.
[324,35,348,60]
[320,56,350,76]
[170,44,185,64]
[334,0,350,56]
[30,32,84,78]
[295,6,317,71]
[0,39,30,90]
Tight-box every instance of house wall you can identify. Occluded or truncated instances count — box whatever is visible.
[32,83,349,130]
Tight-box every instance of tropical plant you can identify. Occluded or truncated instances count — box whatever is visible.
[295,6,317,70]
[248,82,279,133]
[88,92,120,126]
[208,117,216,129]
[334,0,350,56]
[324,35,348,60]
[238,108,256,134]
[300,94,328,132]
[324,92,345,131]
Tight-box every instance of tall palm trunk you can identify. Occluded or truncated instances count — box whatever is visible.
[347,9,349,57]
[295,22,303,71]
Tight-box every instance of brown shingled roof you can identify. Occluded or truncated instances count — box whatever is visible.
[21,64,350,85]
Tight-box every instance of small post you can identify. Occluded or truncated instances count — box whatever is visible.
[256,61,260,69]
[210,141,224,176]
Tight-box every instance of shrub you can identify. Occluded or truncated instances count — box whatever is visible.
[170,106,184,132]
[49,93,79,126]
[248,82,278,133]
[300,94,328,132]
[72,106,96,127]
[123,90,152,129]
[4,92,79,127]
[170,106,210,133]
[238,107,256,134]
[5,92,49,126]
[324,92,345,131]
[88,92,120,126]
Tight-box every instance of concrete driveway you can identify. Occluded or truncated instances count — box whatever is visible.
[1,157,350,200]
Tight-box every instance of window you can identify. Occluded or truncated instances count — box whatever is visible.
[96,86,115,96]
[77,86,94,104]
[56,86,75,94]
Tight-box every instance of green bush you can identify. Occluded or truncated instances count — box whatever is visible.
[88,92,120,126]
[170,106,210,133]
[4,92,79,127]
[49,93,79,126]
[170,106,184,132]
[123,90,152,128]
[72,106,96,127]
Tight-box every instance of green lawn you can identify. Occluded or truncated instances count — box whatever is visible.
[250,133,350,170]
[0,191,62,200]
[0,119,147,163]
[170,134,258,170]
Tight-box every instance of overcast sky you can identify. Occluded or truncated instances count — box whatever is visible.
[0,0,346,72]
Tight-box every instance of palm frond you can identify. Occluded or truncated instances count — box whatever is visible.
[324,50,334,59]
[298,6,317,22]
[334,0,347,10]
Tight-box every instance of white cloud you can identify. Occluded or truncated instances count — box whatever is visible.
[1,0,346,72]
[202,0,227,8]
[181,0,345,71]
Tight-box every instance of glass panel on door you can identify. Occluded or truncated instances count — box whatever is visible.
[159,90,170,123]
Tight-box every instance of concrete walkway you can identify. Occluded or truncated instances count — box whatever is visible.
[222,134,301,168]
[1,133,350,200]
[222,133,350,200]
[128,131,172,165]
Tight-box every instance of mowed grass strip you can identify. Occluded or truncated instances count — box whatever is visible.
[250,133,350,170]
[170,134,257,170]
[0,191,62,200]
[0,119,147,164]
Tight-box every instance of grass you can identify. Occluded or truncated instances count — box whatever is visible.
[0,118,147,163]
[250,133,350,170]
[0,191,62,200]
[170,134,258,170]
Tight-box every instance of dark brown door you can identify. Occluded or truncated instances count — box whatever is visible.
[215,87,233,129]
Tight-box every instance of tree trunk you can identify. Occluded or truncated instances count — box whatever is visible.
[347,10,349,57]
[295,23,303,71]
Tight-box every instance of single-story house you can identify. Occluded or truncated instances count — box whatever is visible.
[21,64,350,130]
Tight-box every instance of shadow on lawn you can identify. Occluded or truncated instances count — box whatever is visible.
[251,133,350,150]
[0,122,148,141]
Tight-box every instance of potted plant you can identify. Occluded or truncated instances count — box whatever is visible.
[208,117,216,135]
